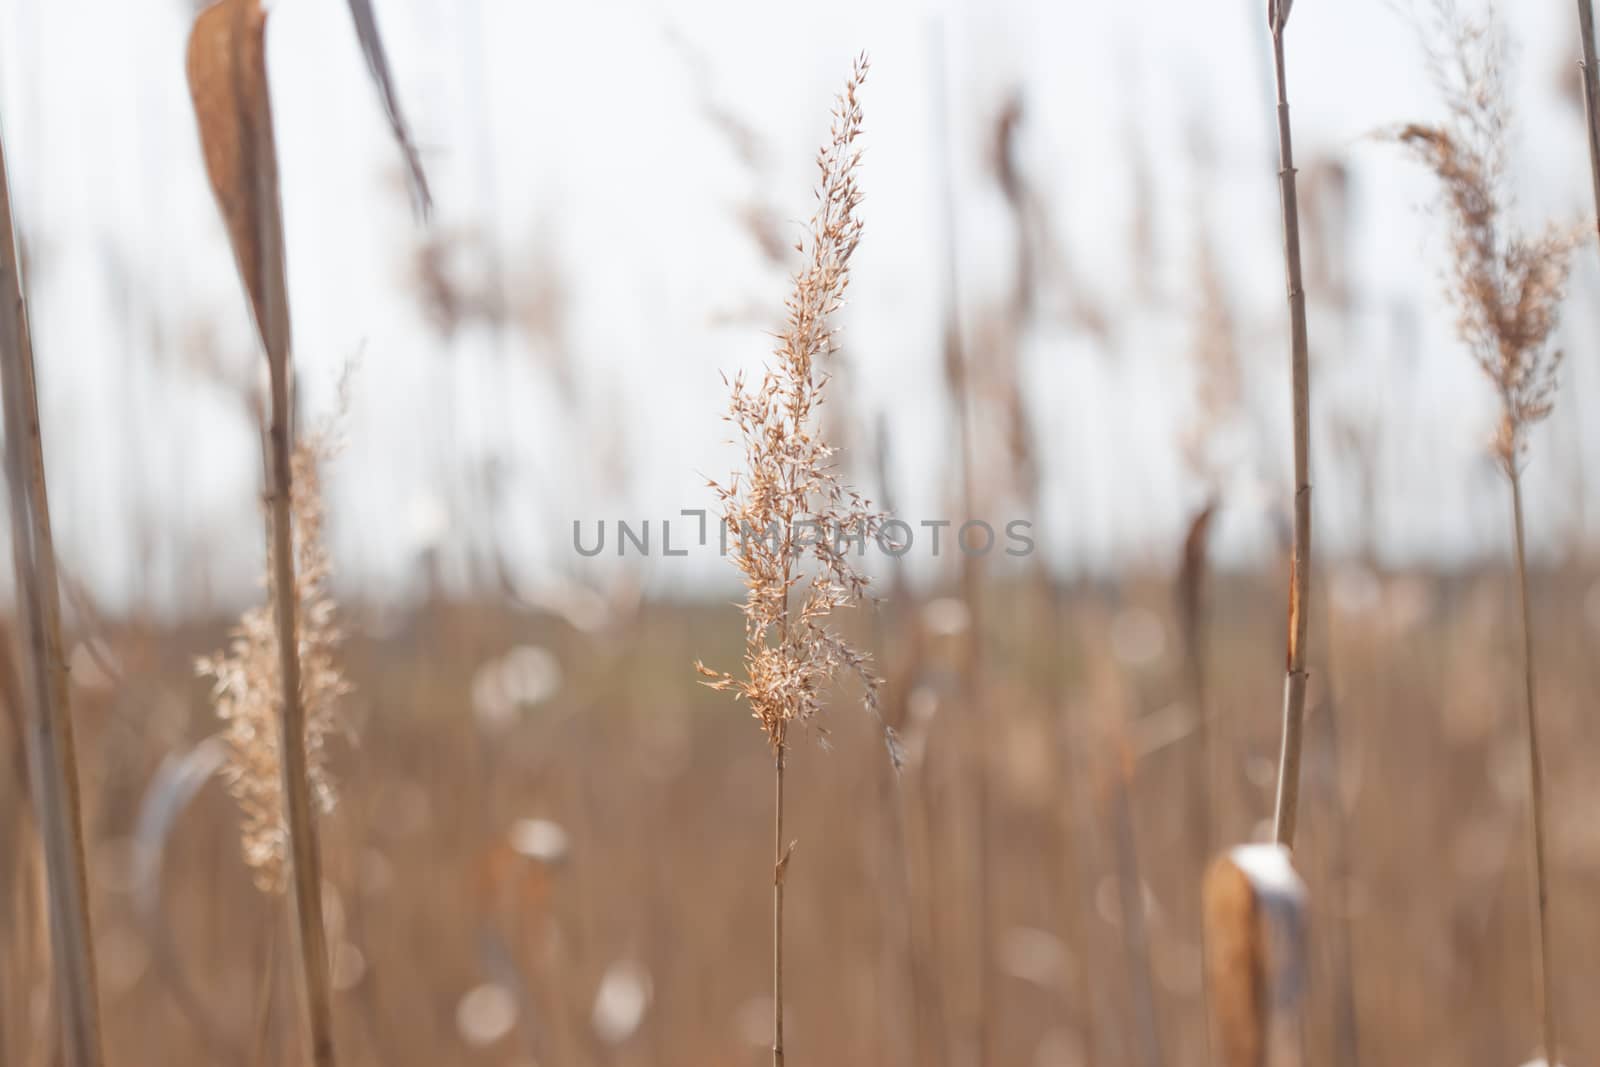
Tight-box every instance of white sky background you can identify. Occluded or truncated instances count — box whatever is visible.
[1,0,1599,615]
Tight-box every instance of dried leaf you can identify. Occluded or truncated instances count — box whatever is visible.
[187,0,290,367]
[345,0,432,219]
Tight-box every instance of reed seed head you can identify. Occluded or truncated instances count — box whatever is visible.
[695,55,893,761]
[198,429,349,893]
[1391,1,1578,472]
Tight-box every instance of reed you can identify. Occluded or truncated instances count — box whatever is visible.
[0,117,105,1067]
[1390,5,1580,1062]
[696,55,887,1067]
[187,2,339,1062]
[929,27,995,1063]
[1266,0,1315,851]
[1575,0,1600,245]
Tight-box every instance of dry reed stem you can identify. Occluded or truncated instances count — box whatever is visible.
[0,123,105,1067]
[928,26,994,1064]
[696,55,882,1067]
[1178,501,1218,860]
[1576,0,1600,247]
[187,3,337,1063]
[1267,0,1314,851]
[773,746,788,1067]
[1106,746,1165,1067]
[1389,5,1579,1061]
[1510,468,1557,1067]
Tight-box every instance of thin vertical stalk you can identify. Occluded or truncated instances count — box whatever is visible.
[1509,469,1558,1067]
[266,352,336,1067]
[1178,502,1217,1067]
[1045,581,1097,1067]
[1179,502,1217,863]
[871,424,947,1067]
[1108,752,1165,1067]
[929,24,992,1065]
[199,2,338,1055]
[1576,0,1600,247]
[0,129,105,1067]
[773,744,787,1067]
[1267,5,1314,850]
[1317,680,1362,1067]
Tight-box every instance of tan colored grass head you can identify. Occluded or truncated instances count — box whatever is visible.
[1390,1,1578,472]
[695,55,892,760]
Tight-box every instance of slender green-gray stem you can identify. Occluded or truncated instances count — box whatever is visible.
[0,128,105,1067]
[1267,5,1314,850]
[1509,468,1558,1067]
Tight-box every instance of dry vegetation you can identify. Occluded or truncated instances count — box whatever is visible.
[4,2,1600,1067]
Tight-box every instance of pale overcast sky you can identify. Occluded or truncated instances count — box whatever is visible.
[1,0,1598,613]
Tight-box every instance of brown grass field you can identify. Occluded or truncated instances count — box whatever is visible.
[0,566,1593,1066]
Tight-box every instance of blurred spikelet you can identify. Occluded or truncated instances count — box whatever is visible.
[1181,227,1240,486]
[198,432,349,893]
[695,54,893,759]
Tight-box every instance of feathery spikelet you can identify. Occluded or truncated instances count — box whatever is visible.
[1390,1,1578,472]
[694,55,891,760]
[198,431,349,893]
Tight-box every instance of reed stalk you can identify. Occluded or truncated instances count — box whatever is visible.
[1576,0,1600,246]
[0,126,105,1067]
[1389,6,1580,1059]
[1266,0,1314,850]
[1509,468,1558,1067]
[928,26,993,1063]
[696,55,884,1067]
[186,3,338,1062]
[773,744,787,1067]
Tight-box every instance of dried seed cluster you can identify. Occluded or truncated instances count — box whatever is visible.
[198,432,348,893]
[696,56,892,759]
[1393,1,1577,471]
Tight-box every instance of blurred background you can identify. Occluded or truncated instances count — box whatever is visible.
[2,0,1600,1065]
